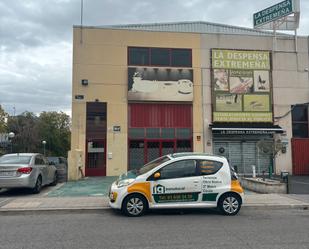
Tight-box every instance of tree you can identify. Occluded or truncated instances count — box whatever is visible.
[0,105,8,133]
[5,111,71,157]
[257,139,285,177]
[38,111,71,157]
[6,111,40,153]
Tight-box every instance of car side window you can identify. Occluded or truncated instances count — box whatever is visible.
[42,157,48,165]
[159,160,197,179]
[35,156,43,165]
[197,160,223,176]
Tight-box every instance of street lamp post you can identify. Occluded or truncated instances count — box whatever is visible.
[8,132,15,153]
[42,140,46,156]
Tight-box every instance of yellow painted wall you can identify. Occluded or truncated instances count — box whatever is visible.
[69,27,202,179]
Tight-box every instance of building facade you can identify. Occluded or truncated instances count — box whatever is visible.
[68,22,309,180]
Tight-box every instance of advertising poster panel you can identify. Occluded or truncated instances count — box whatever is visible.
[212,49,272,122]
[128,67,193,101]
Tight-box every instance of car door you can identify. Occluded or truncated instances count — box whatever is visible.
[35,155,48,185]
[150,159,201,206]
[197,159,228,204]
[44,156,55,184]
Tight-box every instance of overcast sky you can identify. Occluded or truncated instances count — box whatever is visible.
[0,0,308,116]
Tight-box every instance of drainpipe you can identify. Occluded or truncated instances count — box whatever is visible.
[201,67,206,152]
[307,36,309,78]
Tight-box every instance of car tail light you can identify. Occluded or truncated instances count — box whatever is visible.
[17,167,33,174]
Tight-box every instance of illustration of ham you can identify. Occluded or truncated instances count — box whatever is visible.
[130,72,193,95]
[230,78,253,93]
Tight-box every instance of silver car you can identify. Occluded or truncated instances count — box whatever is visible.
[0,153,57,194]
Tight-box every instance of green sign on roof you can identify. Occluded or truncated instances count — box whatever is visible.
[253,0,293,28]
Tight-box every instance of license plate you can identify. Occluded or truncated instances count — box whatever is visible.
[0,171,14,177]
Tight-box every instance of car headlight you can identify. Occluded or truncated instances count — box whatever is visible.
[117,178,135,188]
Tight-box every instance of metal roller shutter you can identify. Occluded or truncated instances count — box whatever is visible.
[242,142,257,175]
[228,142,242,173]
[214,140,272,175]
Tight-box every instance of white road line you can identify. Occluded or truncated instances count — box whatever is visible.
[41,183,65,197]
[0,198,10,206]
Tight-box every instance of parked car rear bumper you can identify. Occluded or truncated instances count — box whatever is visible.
[0,174,36,189]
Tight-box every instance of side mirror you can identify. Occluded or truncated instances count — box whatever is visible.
[154,172,161,180]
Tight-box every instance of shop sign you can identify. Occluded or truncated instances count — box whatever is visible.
[212,129,277,135]
[75,95,84,100]
[253,0,293,28]
[212,50,270,70]
[128,67,193,102]
[113,126,121,132]
[211,49,273,123]
[213,112,273,122]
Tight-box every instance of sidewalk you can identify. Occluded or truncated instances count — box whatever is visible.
[1,177,308,213]
[0,194,308,214]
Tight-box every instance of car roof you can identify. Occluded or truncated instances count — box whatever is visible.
[170,152,226,160]
[2,153,41,157]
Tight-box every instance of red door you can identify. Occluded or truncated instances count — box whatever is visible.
[292,138,309,175]
[85,139,106,176]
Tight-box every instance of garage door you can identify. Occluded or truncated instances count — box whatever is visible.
[214,141,272,175]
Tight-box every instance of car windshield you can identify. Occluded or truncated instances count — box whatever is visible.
[0,155,32,164]
[138,156,170,175]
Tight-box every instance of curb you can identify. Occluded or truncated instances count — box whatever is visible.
[0,207,111,215]
[0,204,308,215]
[242,204,309,210]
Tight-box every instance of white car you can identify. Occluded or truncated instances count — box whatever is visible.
[109,153,244,217]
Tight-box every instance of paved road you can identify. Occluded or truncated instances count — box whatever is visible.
[0,209,308,249]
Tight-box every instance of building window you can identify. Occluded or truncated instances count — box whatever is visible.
[128,47,149,66]
[161,128,175,139]
[128,47,192,67]
[150,48,170,66]
[171,49,192,67]
[146,128,160,138]
[128,128,145,139]
[176,128,192,139]
[292,105,308,138]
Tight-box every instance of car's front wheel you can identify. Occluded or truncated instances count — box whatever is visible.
[121,194,148,217]
[218,193,241,216]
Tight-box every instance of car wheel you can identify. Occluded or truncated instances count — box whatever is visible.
[121,194,148,217]
[218,193,241,216]
[32,176,42,194]
[50,172,58,186]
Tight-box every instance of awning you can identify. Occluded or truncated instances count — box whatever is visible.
[210,123,284,135]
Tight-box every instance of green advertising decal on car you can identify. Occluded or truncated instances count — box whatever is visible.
[202,193,219,202]
[153,193,199,203]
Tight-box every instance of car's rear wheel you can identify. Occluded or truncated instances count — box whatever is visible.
[121,194,148,217]
[218,193,241,216]
[32,176,42,194]
[50,172,58,186]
